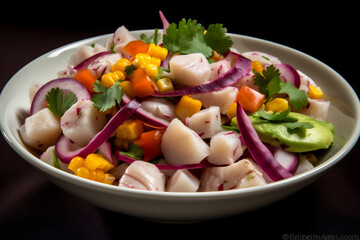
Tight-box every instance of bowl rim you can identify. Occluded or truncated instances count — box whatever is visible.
[1,30,359,199]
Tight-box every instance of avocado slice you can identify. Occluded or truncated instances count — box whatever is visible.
[231,112,335,152]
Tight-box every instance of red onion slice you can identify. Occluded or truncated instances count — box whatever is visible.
[151,52,251,97]
[122,95,169,128]
[56,99,140,163]
[30,78,91,115]
[73,51,112,71]
[236,102,293,181]
[274,63,301,88]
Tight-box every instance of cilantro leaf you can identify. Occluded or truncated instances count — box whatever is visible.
[279,81,308,111]
[163,19,233,58]
[91,81,123,112]
[253,64,308,110]
[46,88,77,117]
[204,24,233,54]
[119,142,143,160]
[257,107,291,121]
[140,28,160,44]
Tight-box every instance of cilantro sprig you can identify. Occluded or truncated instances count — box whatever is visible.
[163,19,233,58]
[253,65,308,111]
[46,88,77,117]
[91,80,123,112]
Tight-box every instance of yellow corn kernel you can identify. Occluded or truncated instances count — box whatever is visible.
[111,58,131,72]
[116,119,144,140]
[75,167,90,179]
[225,102,237,119]
[251,61,264,73]
[175,95,202,121]
[103,173,116,184]
[68,156,85,172]
[101,71,125,87]
[144,64,158,77]
[150,57,161,67]
[308,84,323,99]
[156,78,174,92]
[84,153,114,172]
[147,43,168,61]
[114,138,131,150]
[89,169,106,182]
[119,80,137,98]
[133,53,152,68]
[265,98,289,112]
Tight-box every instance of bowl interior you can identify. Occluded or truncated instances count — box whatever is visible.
[1,30,359,198]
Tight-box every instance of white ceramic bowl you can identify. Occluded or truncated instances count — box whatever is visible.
[1,30,359,222]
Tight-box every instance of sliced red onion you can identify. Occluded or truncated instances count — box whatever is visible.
[236,102,293,181]
[159,10,170,34]
[56,99,140,163]
[151,52,252,97]
[73,51,112,71]
[98,140,114,164]
[114,151,213,170]
[265,144,299,174]
[30,78,91,115]
[122,95,169,128]
[274,63,301,88]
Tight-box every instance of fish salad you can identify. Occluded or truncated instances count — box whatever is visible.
[20,12,335,192]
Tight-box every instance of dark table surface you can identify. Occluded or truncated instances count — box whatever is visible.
[1,3,359,239]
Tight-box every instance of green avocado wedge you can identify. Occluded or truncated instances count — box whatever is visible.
[231,112,335,152]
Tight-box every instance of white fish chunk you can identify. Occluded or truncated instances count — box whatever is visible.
[119,161,165,191]
[188,106,222,139]
[60,100,106,147]
[169,53,211,86]
[192,87,238,114]
[166,169,200,192]
[200,159,263,191]
[208,131,243,165]
[20,108,62,151]
[161,118,210,165]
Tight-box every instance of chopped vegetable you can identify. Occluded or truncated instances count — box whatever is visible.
[139,130,163,162]
[74,68,97,93]
[175,95,202,121]
[123,40,149,58]
[129,68,158,97]
[236,85,265,113]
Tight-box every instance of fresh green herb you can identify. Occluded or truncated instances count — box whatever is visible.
[140,28,160,44]
[91,81,123,112]
[124,64,137,77]
[257,107,292,121]
[221,124,240,133]
[119,142,144,160]
[53,149,61,170]
[204,23,233,55]
[46,88,77,117]
[253,65,308,110]
[110,42,116,53]
[163,19,233,58]
[253,110,314,132]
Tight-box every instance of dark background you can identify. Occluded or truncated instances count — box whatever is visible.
[1,2,359,239]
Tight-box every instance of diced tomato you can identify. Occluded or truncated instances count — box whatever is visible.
[139,130,163,162]
[74,69,96,93]
[129,68,157,97]
[123,40,149,57]
[237,85,265,113]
